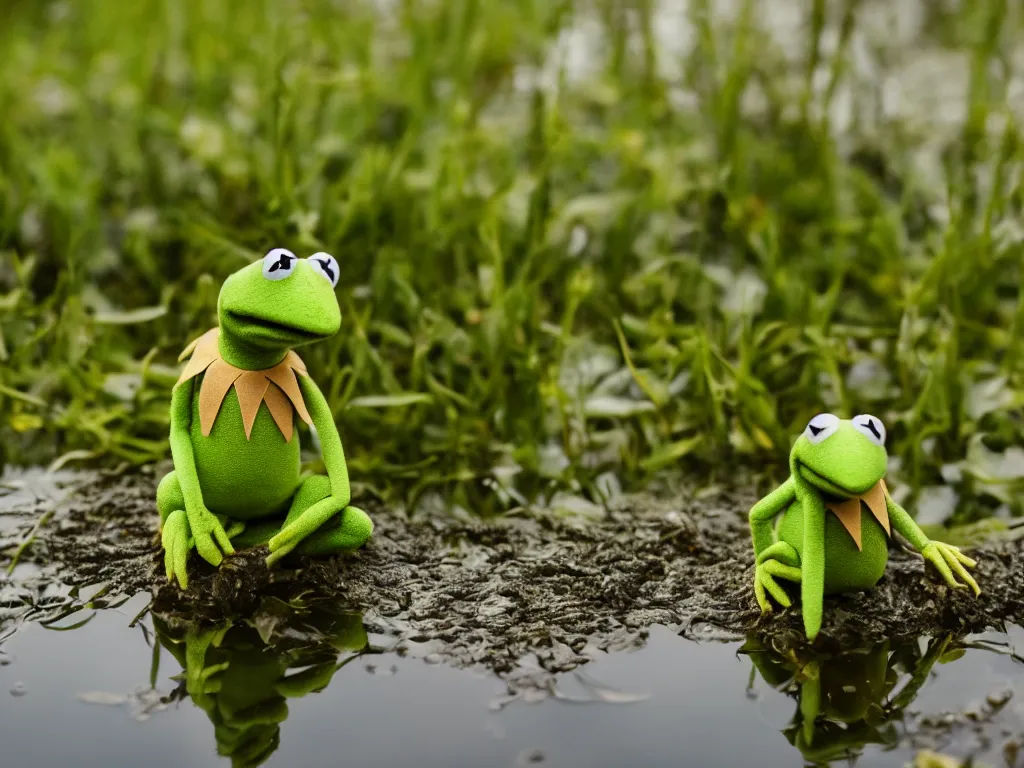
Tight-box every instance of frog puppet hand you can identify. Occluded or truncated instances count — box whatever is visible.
[158,466,238,590]
[161,503,245,590]
[749,413,980,641]
[920,541,980,595]
[753,540,801,614]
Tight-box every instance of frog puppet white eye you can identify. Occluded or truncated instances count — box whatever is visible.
[262,248,298,281]
[852,413,886,446]
[803,413,840,444]
[308,252,339,288]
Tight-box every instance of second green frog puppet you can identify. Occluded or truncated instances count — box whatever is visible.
[750,413,979,640]
[157,248,373,589]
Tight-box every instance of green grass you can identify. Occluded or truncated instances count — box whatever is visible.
[0,0,1022,521]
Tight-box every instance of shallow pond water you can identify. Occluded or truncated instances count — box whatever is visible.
[2,592,1022,768]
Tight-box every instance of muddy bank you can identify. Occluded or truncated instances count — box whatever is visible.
[2,467,1022,681]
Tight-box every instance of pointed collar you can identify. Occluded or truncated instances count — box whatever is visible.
[825,479,891,550]
[175,328,312,442]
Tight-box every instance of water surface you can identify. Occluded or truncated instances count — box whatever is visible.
[2,593,1021,767]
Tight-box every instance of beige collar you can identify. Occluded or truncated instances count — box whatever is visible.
[175,328,312,442]
[825,479,891,550]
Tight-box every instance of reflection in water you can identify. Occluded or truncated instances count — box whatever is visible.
[4,601,1022,768]
[741,634,956,765]
[153,604,369,768]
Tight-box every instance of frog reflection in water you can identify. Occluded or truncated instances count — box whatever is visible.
[153,610,368,768]
[742,634,957,765]
[750,414,980,640]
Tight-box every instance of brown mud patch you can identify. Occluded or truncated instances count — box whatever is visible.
[2,467,1022,680]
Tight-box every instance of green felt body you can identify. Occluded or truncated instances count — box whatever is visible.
[189,373,301,519]
[776,500,889,594]
[157,371,373,555]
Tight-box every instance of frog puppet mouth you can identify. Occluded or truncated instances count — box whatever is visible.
[795,462,878,500]
[796,461,892,549]
[225,310,325,342]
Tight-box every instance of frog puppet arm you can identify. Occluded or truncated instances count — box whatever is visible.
[162,378,236,587]
[884,491,979,595]
[750,479,831,641]
[264,375,361,567]
[749,477,802,610]
[749,413,980,641]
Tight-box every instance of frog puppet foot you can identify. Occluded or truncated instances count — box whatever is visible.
[265,474,373,567]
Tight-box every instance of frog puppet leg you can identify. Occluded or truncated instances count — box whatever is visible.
[264,374,373,567]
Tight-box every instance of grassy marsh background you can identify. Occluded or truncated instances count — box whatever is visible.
[0,0,1022,523]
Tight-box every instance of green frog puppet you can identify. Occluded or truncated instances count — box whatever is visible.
[750,413,979,640]
[158,249,373,589]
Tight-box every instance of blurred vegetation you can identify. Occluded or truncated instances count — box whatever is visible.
[0,0,1022,520]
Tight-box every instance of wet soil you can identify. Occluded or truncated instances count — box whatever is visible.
[3,467,1023,686]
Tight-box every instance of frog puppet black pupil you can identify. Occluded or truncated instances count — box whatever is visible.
[315,258,335,282]
[269,254,293,272]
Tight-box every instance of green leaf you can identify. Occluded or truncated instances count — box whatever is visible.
[964,375,1015,421]
[583,396,657,418]
[93,306,167,324]
[640,435,704,473]
[0,385,47,407]
[938,648,966,664]
[346,393,433,409]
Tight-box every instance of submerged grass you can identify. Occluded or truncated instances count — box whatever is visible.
[0,0,1022,520]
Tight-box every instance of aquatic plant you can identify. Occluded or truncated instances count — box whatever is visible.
[0,0,1021,519]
